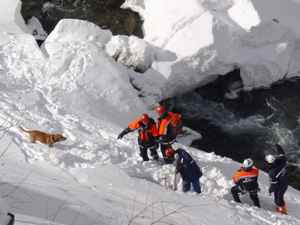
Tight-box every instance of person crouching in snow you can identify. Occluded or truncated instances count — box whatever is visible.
[231,158,261,208]
[265,144,288,215]
[166,148,202,193]
[117,114,159,161]
[155,105,182,164]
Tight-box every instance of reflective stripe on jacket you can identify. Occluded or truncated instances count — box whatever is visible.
[128,117,158,142]
[232,167,259,191]
[158,112,182,141]
[233,167,259,183]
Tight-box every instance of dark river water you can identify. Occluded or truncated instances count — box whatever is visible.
[165,70,300,189]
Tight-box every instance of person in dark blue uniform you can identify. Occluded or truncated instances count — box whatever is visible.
[265,144,288,214]
[166,148,202,193]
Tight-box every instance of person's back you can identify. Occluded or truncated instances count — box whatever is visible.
[231,159,260,207]
[268,146,288,188]
[155,105,179,163]
[166,148,202,193]
[175,148,202,181]
[233,167,259,192]
[158,112,176,142]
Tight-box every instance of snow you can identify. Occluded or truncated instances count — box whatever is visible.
[42,19,146,127]
[228,0,261,31]
[45,19,112,46]
[0,25,299,225]
[0,1,300,225]
[0,0,28,34]
[106,35,155,72]
[123,0,300,99]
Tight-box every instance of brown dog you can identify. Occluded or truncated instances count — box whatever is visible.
[19,126,66,147]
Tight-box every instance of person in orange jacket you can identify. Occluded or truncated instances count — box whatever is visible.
[117,114,159,161]
[231,158,261,208]
[155,105,182,163]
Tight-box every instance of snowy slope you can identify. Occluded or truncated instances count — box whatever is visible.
[0,19,300,225]
[123,0,300,99]
[0,1,300,225]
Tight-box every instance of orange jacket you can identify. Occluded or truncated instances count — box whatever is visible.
[158,112,182,136]
[232,167,259,184]
[128,116,158,142]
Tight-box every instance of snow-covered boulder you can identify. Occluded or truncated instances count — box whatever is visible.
[42,19,146,126]
[0,32,45,86]
[0,0,28,34]
[106,35,155,72]
[0,18,146,128]
[44,19,112,49]
[124,0,300,98]
[106,35,177,73]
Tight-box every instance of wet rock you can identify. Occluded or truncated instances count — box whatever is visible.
[21,0,143,38]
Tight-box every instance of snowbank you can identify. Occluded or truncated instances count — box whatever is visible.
[41,19,147,126]
[0,0,28,34]
[124,0,300,99]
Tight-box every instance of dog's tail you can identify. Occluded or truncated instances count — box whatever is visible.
[19,126,30,133]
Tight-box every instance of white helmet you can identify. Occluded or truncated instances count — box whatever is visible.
[265,154,276,164]
[242,158,254,170]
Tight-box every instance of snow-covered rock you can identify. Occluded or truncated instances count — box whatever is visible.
[106,35,155,72]
[106,35,177,73]
[42,19,146,126]
[45,19,112,46]
[0,0,28,34]
[124,0,300,99]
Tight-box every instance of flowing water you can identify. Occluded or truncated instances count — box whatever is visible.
[21,0,143,37]
[165,70,300,189]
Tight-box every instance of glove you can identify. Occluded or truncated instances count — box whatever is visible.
[117,133,124,140]
[117,128,131,140]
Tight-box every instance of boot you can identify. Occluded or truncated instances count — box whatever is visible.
[153,155,159,161]
[140,149,149,161]
[149,148,159,160]
[276,205,288,215]
[250,192,260,208]
[231,187,241,203]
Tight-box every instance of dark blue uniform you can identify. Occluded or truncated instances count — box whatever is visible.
[175,149,202,193]
[268,145,288,207]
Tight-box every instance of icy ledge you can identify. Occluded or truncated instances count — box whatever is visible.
[123,0,300,99]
